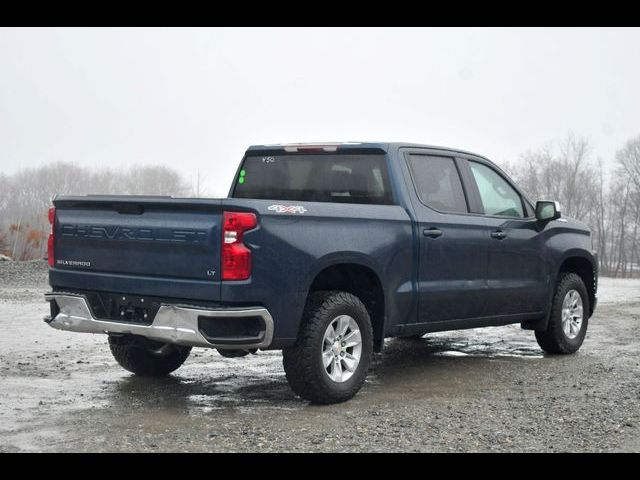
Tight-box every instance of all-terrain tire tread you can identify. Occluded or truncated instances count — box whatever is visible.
[282,290,373,404]
[535,272,589,354]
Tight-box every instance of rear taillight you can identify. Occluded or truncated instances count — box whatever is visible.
[47,206,56,267]
[221,211,257,281]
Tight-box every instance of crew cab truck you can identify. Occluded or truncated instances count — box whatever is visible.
[45,142,598,404]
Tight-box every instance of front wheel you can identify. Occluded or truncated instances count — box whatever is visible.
[108,335,191,376]
[282,291,373,404]
[535,272,589,354]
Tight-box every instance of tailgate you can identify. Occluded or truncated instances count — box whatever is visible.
[51,196,223,301]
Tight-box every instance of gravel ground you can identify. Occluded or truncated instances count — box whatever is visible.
[0,261,639,452]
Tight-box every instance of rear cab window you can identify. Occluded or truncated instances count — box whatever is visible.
[232,154,394,205]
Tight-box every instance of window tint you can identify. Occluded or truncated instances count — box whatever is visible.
[407,155,468,213]
[233,154,394,205]
[469,161,524,218]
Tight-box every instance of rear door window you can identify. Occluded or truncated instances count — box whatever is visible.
[406,155,468,213]
[233,154,394,205]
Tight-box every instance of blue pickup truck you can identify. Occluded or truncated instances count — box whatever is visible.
[45,142,598,403]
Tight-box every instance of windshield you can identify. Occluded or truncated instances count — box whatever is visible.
[232,154,394,205]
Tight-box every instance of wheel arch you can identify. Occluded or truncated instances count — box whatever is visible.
[523,249,597,332]
[305,255,386,352]
[556,251,597,317]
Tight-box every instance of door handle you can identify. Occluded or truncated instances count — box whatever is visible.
[423,228,443,238]
[490,230,507,240]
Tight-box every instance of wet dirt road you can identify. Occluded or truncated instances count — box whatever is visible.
[1,261,639,452]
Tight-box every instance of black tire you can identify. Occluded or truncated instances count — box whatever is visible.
[108,335,191,376]
[535,272,590,354]
[282,290,373,404]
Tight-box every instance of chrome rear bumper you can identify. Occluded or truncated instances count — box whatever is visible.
[44,293,274,350]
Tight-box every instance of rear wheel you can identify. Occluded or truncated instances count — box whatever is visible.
[108,335,191,376]
[535,273,589,354]
[282,291,373,404]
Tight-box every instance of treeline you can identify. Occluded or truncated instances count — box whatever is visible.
[2,135,640,277]
[0,162,189,261]
[504,133,640,278]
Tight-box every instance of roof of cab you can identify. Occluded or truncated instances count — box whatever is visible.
[245,142,491,162]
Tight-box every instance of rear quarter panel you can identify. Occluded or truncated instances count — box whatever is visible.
[221,198,414,347]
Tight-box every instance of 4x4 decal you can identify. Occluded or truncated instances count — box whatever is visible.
[268,205,307,214]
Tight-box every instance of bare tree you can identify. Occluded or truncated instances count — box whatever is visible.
[509,134,598,221]
[617,135,640,193]
[0,230,8,255]
[0,162,191,260]
[191,170,208,198]
[614,135,640,276]
[505,133,640,277]
[0,173,8,213]
[593,159,609,272]
[120,165,189,196]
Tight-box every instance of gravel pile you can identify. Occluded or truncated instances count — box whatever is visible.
[0,260,48,288]
[0,260,49,302]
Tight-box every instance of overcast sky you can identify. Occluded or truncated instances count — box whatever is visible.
[1,27,639,196]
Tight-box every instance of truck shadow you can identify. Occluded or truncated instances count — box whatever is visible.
[108,363,299,414]
[104,331,545,411]
[364,334,545,398]
[382,333,544,362]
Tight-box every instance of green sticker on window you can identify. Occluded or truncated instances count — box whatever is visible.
[238,177,245,184]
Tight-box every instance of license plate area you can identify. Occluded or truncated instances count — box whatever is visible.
[85,291,162,325]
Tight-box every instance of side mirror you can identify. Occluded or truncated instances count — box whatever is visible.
[536,200,561,221]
